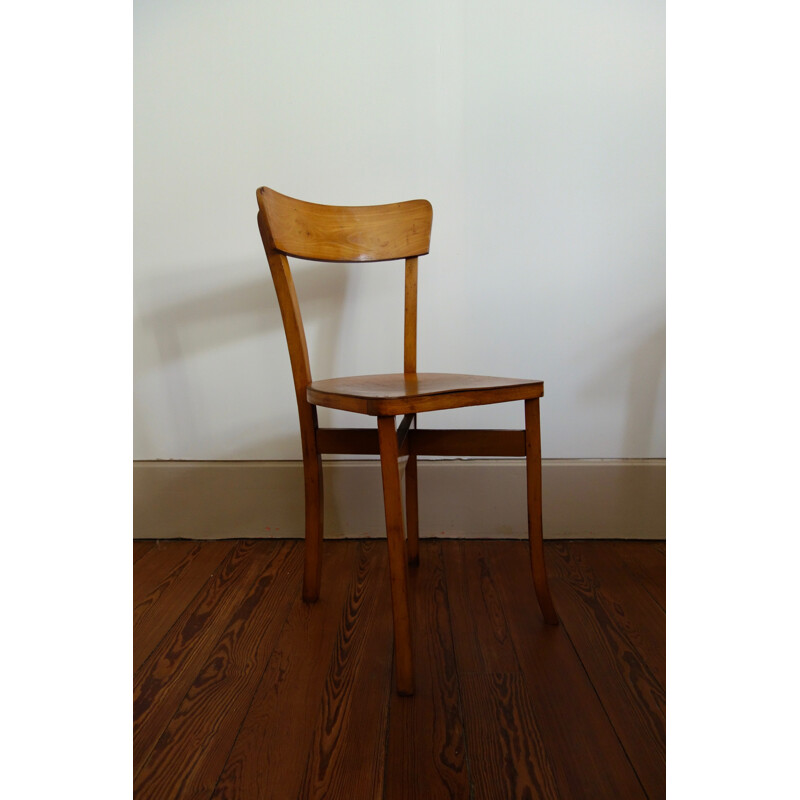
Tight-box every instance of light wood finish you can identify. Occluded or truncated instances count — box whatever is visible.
[308,372,544,416]
[378,416,414,695]
[256,186,557,694]
[404,257,418,373]
[525,399,558,625]
[402,254,419,562]
[258,187,432,263]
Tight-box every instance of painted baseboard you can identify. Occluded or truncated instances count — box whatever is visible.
[133,459,665,540]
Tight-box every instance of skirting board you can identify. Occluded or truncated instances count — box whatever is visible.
[133,459,665,541]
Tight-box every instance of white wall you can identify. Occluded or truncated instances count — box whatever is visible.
[134,0,664,460]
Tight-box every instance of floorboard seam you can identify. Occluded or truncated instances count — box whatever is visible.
[208,542,302,799]
[549,552,651,799]
[134,541,280,782]
[439,541,476,800]
[133,542,235,677]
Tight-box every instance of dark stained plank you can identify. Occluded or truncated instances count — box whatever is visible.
[445,541,575,798]
[134,540,156,563]
[134,540,234,671]
[442,540,520,673]
[131,539,665,799]
[385,541,469,800]
[134,541,302,800]
[461,673,559,800]
[297,540,394,799]
[134,540,282,772]
[210,542,358,800]
[134,541,198,607]
[548,542,665,799]
[489,542,647,799]
[553,542,665,685]
[608,541,666,611]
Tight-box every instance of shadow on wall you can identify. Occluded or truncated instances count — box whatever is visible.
[134,258,350,457]
[580,312,665,458]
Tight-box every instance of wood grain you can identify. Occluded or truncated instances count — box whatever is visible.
[608,540,666,611]
[385,541,469,799]
[257,187,432,263]
[548,542,665,798]
[134,540,278,771]
[461,673,560,800]
[488,542,647,799]
[210,542,357,800]
[133,539,663,799]
[443,540,520,674]
[307,372,544,416]
[133,541,198,609]
[298,541,394,799]
[134,542,302,800]
[134,540,156,563]
[567,542,666,674]
[134,540,233,671]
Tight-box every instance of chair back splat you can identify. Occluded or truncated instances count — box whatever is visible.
[255,185,557,697]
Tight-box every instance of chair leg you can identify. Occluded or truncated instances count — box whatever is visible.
[524,398,559,625]
[405,450,420,565]
[377,415,415,696]
[302,451,324,603]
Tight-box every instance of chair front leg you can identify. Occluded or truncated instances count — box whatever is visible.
[524,398,558,625]
[377,415,415,695]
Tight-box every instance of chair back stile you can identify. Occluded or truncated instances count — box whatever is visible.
[256,211,321,466]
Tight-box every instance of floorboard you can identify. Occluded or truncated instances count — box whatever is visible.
[134,540,234,671]
[211,542,358,800]
[134,540,280,772]
[134,540,156,563]
[610,541,666,611]
[134,538,665,799]
[385,541,469,800]
[548,542,665,798]
[488,542,648,800]
[135,542,302,800]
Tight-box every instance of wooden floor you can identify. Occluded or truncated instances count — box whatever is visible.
[134,539,665,799]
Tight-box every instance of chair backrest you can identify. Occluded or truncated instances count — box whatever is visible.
[256,187,433,418]
[257,186,432,263]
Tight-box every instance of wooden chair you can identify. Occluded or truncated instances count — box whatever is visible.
[256,186,558,695]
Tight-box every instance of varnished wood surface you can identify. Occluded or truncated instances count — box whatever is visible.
[307,372,544,415]
[134,539,665,799]
[257,187,558,697]
[257,187,432,263]
[314,427,527,457]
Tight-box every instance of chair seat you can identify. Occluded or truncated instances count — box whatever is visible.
[307,372,544,416]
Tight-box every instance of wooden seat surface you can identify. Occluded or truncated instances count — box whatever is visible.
[307,372,544,416]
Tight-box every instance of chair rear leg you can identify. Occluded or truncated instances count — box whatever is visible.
[524,398,558,625]
[378,415,415,695]
[302,451,324,602]
[405,451,420,565]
